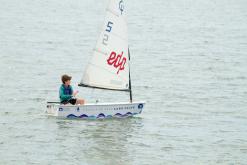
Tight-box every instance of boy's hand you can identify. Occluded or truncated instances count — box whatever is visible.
[73,90,79,96]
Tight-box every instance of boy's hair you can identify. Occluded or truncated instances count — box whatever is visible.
[61,74,72,84]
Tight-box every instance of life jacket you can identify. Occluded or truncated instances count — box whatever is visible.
[63,85,72,95]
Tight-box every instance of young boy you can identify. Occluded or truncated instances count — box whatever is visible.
[59,74,85,105]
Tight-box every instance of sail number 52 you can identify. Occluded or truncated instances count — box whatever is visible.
[102,21,113,46]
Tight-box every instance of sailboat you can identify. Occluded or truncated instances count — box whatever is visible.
[46,0,145,119]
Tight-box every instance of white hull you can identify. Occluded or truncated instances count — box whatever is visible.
[46,101,145,119]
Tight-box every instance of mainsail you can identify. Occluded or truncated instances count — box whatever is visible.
[79,0,130,91]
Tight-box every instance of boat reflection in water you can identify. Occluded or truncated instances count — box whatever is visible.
[53,117,143,165]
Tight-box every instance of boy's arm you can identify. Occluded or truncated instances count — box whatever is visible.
[71,86,74,95]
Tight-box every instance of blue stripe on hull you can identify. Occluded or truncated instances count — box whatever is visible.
[66,112,139,119]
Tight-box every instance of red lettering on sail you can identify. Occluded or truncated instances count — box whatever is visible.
[107,51,126,74]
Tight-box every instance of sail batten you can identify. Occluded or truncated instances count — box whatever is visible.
[93,49,108,56]
[80,0,129,91]
[110,32,128,41]
[106,8,120,17]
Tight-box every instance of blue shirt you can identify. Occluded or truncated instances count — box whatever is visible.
[59,84,73,102]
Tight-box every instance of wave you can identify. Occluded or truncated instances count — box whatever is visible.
[66,112,138,119]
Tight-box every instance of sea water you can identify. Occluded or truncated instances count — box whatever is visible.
[0,0,247,164]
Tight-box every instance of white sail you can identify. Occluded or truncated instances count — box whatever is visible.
[80,0,130,91]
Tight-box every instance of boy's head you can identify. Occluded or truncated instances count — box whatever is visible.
[61,74,72,84]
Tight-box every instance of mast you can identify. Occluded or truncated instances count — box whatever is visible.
[128,47,133,103]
